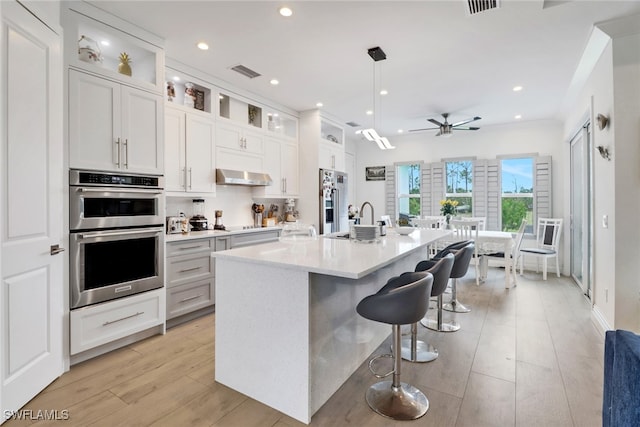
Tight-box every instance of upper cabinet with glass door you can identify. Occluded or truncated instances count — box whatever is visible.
[320,117,344,147]
[263,108,298,142]
[165,67,213,116]
[63,2,164,94]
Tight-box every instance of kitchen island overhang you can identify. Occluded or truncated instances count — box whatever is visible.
[213,229,450,424]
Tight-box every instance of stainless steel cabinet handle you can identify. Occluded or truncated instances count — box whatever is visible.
[178,245,204,250]
[76,187,163,195]
[103,311,144,326]
[115,138,121,168]
[179,294,204,303]
[50,244,65,255]
[284,178,287,193]
[179,266,202,273]
[189,167,193,189]
[124,139,129,169]
[181,167,186,190]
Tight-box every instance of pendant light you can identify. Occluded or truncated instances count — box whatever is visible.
[356,46,395,150]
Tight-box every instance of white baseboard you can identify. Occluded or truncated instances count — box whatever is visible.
[591,304,611,337]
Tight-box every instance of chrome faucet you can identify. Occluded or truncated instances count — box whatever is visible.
[359,201,375,225]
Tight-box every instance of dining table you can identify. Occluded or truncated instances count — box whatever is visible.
[441,230,516,288]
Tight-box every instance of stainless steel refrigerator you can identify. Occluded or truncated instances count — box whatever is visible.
[319,169,348,235]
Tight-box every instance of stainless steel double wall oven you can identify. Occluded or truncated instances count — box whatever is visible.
[69,170,165,309]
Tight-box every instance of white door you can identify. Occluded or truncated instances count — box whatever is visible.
[164,107,186,192]
[185,115,215,193]
[1,1,64,415]
[121,86,163,174]
[68,70,121,172]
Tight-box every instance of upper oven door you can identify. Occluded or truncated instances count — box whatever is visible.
[70,186,164,230]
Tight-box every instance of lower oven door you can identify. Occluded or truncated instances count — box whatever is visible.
[70,226,164,309]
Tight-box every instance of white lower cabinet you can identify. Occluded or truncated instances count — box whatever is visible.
[166,278,215,319]
[70,289,165,355]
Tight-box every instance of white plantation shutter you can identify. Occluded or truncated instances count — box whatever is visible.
[421,164,432,215]
[473,160,488,220]
[534,156,552,223]
[486,159,501,231]
[429,162,445,215]
[385,165,396,221]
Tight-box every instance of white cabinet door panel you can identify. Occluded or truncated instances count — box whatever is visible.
[186,115,215,193]
[261,138,282,197]
[1,1,64,414]
[282,143,299,196]
[164,107,186,192]
[69,70,120,171]
[122,86,163,174]
[216,147,262,173]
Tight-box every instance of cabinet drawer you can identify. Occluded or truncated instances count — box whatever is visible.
[70,289,164,355]
[167,252,213,286]
[230,230,280,248]
[166,238,213,256]
[166,278,214,320]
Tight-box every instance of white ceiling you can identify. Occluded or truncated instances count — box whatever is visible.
[88,0,640,138]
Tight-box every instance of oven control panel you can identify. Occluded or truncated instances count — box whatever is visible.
[70,170,163,189]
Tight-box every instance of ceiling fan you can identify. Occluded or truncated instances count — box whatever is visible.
[409,113,481,136]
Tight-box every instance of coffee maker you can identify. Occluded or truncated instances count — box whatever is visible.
[214,210,225,230]
[189,199,208,231]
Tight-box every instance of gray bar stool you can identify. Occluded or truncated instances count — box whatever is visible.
[422,242,475,332]
[400,253,454,362]
[356,272,433,420]
[442,242,475,313]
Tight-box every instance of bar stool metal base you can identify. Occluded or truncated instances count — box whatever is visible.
[365,381,429,420]
[421,317,461,332]
[443,299,471,313]
[400,338,438,362]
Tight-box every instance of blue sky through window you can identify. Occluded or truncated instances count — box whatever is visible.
[501,158,533,193]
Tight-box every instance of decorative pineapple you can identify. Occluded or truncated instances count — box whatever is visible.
[118,52,132,76]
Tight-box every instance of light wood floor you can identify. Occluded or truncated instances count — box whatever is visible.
[7,269,604,427]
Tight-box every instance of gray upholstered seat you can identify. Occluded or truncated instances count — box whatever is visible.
[399,253,455,362]
[356,272,434,420]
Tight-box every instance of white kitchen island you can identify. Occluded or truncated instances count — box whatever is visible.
[213,228,450,424]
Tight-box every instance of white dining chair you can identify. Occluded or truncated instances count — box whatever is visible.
[450,219,481,285]
[481,218,526,286]
[519,217,563,280]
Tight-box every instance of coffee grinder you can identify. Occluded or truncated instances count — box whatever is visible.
[214,210,225,230]
[189,198,208,231]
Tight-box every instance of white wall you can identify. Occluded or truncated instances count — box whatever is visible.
[354,119,565,239]
[563,22,640,332]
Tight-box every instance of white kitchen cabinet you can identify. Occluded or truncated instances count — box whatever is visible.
[70,288,165,355]
[69,69,163,174]
[254,138,299,198]
[216,121,264,172]
[165,105,215,194]
[319,142,345,171]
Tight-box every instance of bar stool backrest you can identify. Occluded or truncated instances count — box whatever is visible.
[414,253,454,297]
[450,243,475,279]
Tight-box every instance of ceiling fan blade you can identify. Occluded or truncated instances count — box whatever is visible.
[454,127,480,131]
[408,127,440,133]
[427,118,444,126]
[451,116,481,127]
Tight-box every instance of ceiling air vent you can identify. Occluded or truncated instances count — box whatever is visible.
[230,64,261,79]
[346,121,361,127]
[466,0,500,15]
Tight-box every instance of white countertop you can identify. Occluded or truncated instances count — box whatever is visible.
[165,226,282,242]
[213,228,451,279]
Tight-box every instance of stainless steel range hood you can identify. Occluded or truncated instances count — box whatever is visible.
[216,169,272,186]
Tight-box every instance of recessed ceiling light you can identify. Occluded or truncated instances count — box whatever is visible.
[513,85,523,92]
[172,76,181,82]
[197,42,209,50]
[366,110,373,116]
[100,40,110,46]
[279,6,293,17]
[316,102,323,107]
[397,129,404,133]
[515,114,522,119]
[270,79,279,85]
[380,89,388,96]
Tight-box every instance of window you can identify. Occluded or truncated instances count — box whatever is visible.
[501,157,534,232]
[397,163,421,224]
[445,160,473,217]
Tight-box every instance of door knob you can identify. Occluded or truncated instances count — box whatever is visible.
[50,244,65,255]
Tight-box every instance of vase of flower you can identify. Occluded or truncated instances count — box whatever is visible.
[440,199,458,229]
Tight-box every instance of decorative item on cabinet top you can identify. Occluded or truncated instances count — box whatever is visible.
[78,35,103,63]
[118,52,132,76]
